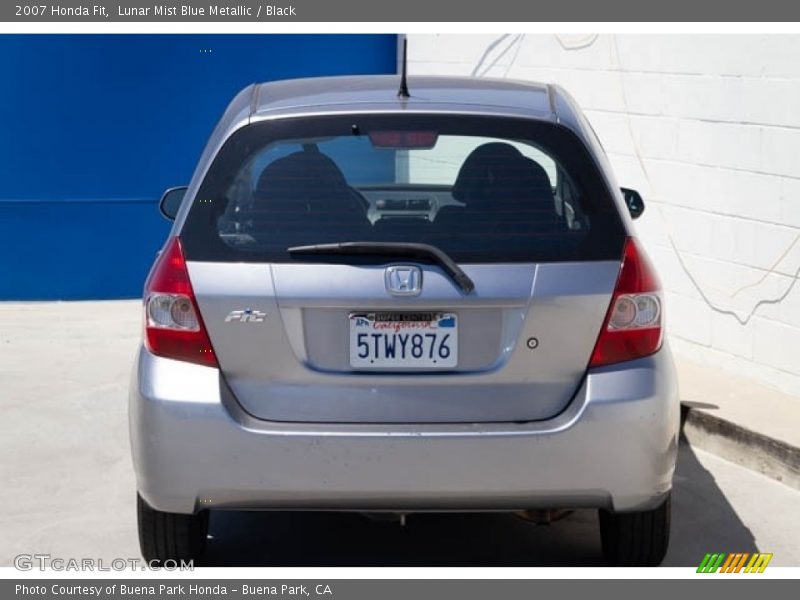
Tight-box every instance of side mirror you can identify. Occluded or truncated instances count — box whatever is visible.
[159,186,188,221]
[621,187,645,220]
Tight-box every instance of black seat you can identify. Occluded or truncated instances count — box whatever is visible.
[484,155,556,221]
[239,150,370,244]
[435,143,557,242]
[451,142,524,204]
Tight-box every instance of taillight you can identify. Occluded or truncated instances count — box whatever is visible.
[143,237,218,367]
[589,237,663,367]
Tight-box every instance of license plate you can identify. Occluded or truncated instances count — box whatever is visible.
[349,312,458,369]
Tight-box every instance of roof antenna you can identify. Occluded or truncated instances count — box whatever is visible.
[397,38,410,99]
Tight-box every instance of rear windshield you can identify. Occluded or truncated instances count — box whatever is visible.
[181,114,625,263]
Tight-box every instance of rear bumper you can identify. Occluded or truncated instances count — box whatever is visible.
[129,345,679,515]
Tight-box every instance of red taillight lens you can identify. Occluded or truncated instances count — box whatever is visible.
[143,237,218,367]
[589,237,663,368]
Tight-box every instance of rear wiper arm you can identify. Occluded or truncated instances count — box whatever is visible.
[287,242,475,294]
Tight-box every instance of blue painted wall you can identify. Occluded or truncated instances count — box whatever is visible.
[0,34,397,300]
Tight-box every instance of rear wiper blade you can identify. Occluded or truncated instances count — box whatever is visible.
[287,242,475,294]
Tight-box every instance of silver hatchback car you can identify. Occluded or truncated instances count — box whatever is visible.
[130,74,679,567]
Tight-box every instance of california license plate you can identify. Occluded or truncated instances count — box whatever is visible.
[349,312,458,369]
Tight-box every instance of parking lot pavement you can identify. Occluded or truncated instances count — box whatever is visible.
[1,300,799,568]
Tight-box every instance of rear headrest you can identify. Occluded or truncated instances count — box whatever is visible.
[465,154,555,212]
[451,142,523,203]
[507,156,553,201]
[254,150,352,211]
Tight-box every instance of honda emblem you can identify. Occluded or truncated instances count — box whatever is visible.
[385,266,422,296]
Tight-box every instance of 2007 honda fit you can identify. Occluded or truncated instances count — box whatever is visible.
[130,74,679,566]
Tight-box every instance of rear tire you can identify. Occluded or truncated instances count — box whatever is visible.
[137,494,209,564]
[599,494,671,566]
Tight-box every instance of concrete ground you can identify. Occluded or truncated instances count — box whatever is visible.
[1,300,799,567]
[678,359,800,489]
[677,360,800,451]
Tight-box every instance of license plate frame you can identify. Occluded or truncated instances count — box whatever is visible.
[348,311,458,370]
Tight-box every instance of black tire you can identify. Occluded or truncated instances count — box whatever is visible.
[599,494,671,566]
[137,494,209,564]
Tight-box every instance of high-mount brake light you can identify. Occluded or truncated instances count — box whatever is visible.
[368,131,438,149]
[589,237,663,367]
[143,237,218,367]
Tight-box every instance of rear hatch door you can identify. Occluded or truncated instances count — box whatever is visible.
[180,113,626,423]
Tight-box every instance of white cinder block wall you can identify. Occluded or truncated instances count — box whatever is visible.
[407,34,800,397]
